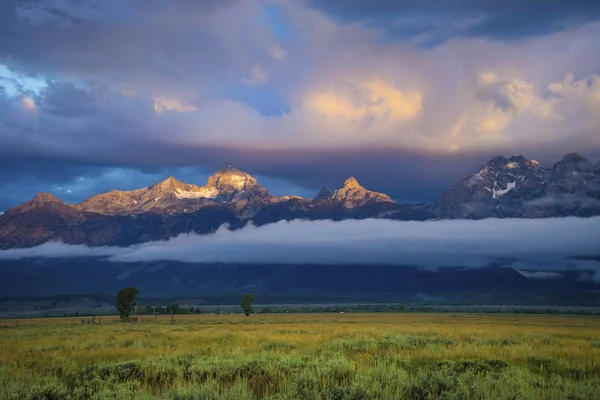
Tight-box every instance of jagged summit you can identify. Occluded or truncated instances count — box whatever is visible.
[486,155,508,165]
[331,177,393,208]
[547,152,597,196]
[552,152,594,172]
[206,165,258,192]
[482,155,540,170]
[564,152,583,160]
[31,192,63,205]
[213,164,249,176]
[314,187,332,201]
[343,176,362,189]
[150,176,188,190]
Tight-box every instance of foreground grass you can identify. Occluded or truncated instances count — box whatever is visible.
[1,313,600,399]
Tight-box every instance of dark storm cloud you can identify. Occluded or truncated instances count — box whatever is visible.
[0,0,263,101]
[1,218,599,273]
[40,82,98,116]
[306,0,600,43]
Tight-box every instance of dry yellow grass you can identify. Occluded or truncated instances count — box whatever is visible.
[2,313,600,399]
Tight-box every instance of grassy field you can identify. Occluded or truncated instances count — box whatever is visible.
[1,313,600,399]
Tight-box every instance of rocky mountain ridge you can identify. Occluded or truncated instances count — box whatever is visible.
[434,152,600,219]
[76,165,271,216]
[1,152,599,248]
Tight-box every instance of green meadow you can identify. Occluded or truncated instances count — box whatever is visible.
[1,313,600,399]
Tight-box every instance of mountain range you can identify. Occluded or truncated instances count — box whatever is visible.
[1,153,599,249]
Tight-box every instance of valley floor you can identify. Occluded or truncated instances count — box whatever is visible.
[1,313,600,399]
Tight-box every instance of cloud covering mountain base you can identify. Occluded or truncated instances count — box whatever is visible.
[0,217,599,271]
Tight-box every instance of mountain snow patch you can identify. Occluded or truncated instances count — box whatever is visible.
[493,181,516,199]
[175,187,219,199]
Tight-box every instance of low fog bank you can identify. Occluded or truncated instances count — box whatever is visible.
[0,217,599,271]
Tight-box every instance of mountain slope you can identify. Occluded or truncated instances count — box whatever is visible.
[434,153,600,218]
[0,193,88,248]
[528,153,600,217]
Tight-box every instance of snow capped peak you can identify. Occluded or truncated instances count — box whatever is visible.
[343,176,362,189]
[504,156,531,169]
[490,155,508,162]
[146,176,218,200]
[175,187,218,199]
[208,165,258,190]
[481,154,545,173]
[213,164,247,177]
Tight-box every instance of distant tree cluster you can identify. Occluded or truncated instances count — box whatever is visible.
[117,287,204,318]
[135,302,203,315]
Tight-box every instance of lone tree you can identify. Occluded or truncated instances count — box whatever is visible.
[116,286,139,321]
[240,293,256,316]
[166,302,181,315]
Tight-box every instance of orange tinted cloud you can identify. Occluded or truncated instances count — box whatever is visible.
[305,79,422,122]
[21,96,36,111]
[153,98,198,113]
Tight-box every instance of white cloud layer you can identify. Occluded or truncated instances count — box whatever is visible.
[1,217,599,271]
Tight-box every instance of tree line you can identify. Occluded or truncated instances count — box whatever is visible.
[116,287,256,321]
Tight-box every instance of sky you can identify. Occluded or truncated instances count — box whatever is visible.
[1,217,599,280]
[1,0,600,211]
